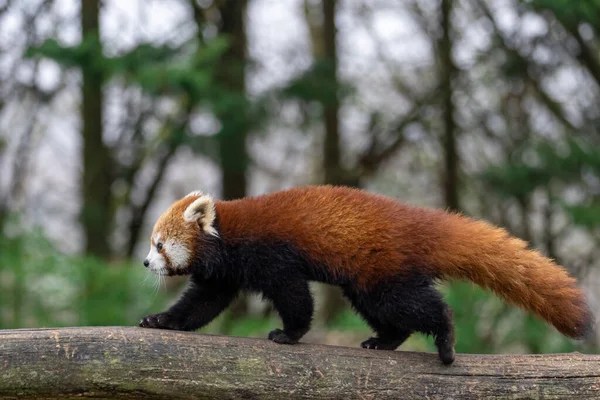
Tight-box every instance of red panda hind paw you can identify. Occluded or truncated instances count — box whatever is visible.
[267,328,299,344]
[360,337,398,350]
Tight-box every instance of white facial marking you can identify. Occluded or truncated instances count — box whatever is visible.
[145,233,167,275]
[145,233,191,275]
[163,239,190,270]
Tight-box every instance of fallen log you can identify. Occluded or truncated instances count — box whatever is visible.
[0,326,598,399]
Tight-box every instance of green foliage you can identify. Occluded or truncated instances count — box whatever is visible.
[563,202,600,230]
[283,60,341,105]
[327,308,371,333]
[481,137,600,231]
[530,0,600,28]
[536,138,600,177]
[281,59,354,108]
[25,36,104,71]
[481,162,551,198]
[27,36,230,103]
[0,231,169,329]
[561,199,600,231]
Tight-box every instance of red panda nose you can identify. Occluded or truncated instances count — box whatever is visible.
[143,259,150,267]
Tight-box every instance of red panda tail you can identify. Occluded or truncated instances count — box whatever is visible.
[433,214,594,339]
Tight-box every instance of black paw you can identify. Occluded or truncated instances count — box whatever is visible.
[268,328,298,344]
[438,346,455,365]
[139,313,175,329]
[360,337,398,350]
[435,335,455,365]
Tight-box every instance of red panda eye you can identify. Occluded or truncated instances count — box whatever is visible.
[157,242,163,251]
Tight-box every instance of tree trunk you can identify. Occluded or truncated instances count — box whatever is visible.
[80,0,112,258]
[321,0,342,186]
[304,0,350,323]
[216,0,249,201]
[215,0,250,320]
[320,0,350,323]
[440,0,460,212]
[1,327,598,399]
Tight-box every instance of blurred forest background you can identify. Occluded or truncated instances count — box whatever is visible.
[1,0,599,356]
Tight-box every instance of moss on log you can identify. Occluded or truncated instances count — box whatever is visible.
[0,326,599,399]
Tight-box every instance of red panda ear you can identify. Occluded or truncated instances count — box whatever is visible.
[183,195,218,237]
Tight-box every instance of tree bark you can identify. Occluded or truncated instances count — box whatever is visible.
[439,0,460,212]
[0,327,598,399]
[80,0,112,258]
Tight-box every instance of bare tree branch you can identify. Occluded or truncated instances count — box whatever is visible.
[125,106,192,258]
[0,102,40,231]
[568,28,600,88]
[475,0,578,132]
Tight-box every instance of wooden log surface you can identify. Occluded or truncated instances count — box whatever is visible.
[0,326,599,399]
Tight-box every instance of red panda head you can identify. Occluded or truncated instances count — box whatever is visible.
[143,191,218,276]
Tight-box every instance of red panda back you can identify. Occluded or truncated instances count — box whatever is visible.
[215,185,446,286]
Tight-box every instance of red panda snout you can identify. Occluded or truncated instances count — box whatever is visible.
[145,233,169,275]
[145,232,192,276]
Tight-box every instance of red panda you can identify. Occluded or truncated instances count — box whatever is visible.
[139,185,593,364]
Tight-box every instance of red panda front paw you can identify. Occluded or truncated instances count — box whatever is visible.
[268,328,299,344]
[139,313,177,330]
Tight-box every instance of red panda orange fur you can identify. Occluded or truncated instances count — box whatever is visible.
[211,185,592,339]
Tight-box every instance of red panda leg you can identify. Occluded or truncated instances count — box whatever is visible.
[343,287,413,350]
[395,281,455,364]
[345,274,456,364]
[434,305,456,365]
[264,279,314,344]
[139,279,238,331]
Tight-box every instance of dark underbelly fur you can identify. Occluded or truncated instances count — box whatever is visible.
[138,239,456,365]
